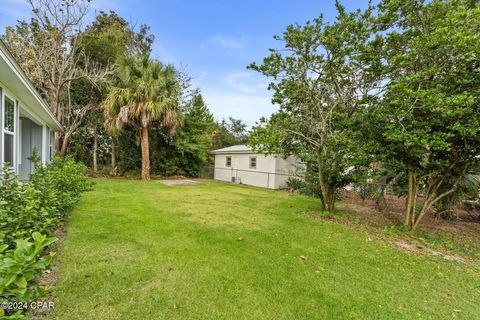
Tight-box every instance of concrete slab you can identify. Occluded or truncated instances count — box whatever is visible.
[157,179,202,186]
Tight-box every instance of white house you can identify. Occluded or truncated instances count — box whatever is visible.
[211,145,304,189]
[0,40,62,179]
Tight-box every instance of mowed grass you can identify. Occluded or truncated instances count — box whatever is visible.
[49,179,480,319]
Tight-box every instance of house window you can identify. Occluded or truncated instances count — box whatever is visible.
[4,134,14,165]
[49,131,54,161]
[249,156,257,169]
[4,96,15,133]
[3,96,15,167]
[226,156,232,167]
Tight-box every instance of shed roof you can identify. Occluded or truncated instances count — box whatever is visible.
[211,144,265,154]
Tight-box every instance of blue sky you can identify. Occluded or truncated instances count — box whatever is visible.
[1,0,371,126]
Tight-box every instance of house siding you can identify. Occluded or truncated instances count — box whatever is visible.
[0,86,2,167]
[0,40,62,179]
[274,156,305,189]
[18,117,43,180]
[0,80,49,179]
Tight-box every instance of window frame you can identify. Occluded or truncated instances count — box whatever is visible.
[3,95,15,135]
[49,130,54,161]
[18,118,22,165]
[3,132,14,166]
[249,156,257,169]
[225,156,232,167]
[2,93,16,168]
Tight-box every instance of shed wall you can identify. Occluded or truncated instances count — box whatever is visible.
[214,153,302,189]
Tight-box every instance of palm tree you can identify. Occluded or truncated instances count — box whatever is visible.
[103,54,181,180]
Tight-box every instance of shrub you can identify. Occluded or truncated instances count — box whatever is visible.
[286,174,322,198]
[29,155,93,215]
[286,177,306,193]
[0,155,91,318]
[0,166,53,248]
[0,233,57,317]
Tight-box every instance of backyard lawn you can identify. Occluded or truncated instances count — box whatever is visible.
[49,179,480,319]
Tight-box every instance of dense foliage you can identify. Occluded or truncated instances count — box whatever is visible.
[114,92,217,178]
[2,0,110,156]
[2,1,249,181]
[114,113,247,178]
[248,2,379,211]
[0,157,92,317]
[103,54,182,180]
[67,11,155,175]
[0,233,57,319]
[367,0,480,228]
[250,0,480,227]
[212,117,248,150]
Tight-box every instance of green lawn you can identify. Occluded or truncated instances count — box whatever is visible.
[49,179,480,319]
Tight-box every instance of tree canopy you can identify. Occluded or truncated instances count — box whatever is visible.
[248,2,379,210]
[249,0,480,227]
[367,0,480,228]
[103,54,182,180]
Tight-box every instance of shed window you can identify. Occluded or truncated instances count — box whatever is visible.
[249,156,257,169]
[226,156,232,167]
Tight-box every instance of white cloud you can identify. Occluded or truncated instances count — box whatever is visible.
[191,70,275,126]
[221,71,268,94]
[209,33,247,49]
[202,90,277,127]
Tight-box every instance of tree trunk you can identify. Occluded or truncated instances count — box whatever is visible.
[110,140,116,176]
[140,125,150,181]
[59,131,72,157]
[92,129,98,173]
[316,148,335,211]
[54,132,62,155]
[405,166,418,228]
[412,184,457,230]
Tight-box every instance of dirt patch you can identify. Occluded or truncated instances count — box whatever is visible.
[157,179,203,186]
[333,192,480,261]
[340,192,480,237]
[391,239,465,262]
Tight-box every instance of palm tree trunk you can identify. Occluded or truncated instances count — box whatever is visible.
[110,140,116,176]
[140,125,150,181]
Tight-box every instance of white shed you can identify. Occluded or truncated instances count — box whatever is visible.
[211,145,303,189]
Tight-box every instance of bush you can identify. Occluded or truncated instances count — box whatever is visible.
[0,166,53,248]
[0,233,57,318]
[286,175,322,198]
[286,177,306,192]
[29,155,93,215]
[0,155,92,317]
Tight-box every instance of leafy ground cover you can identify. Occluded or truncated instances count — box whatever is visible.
[48,179,480,319]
